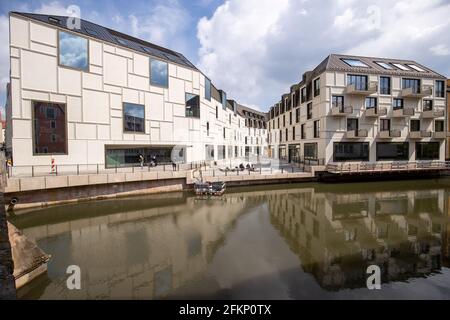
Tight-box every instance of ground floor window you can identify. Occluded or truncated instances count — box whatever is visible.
[227,145,233,158]
[416,142,440,160]
[218,145,225,160]
[333,142,369,162]
[234,146,238,158]
[376,142,409,161]
[205,145,214,160]
[288,144,300,163]
[33,101,67,155]
[279,146,287,161]
[105,146,184,167]
[304,143,318,160]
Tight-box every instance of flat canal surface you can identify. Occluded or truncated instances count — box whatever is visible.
[10,179,450,299]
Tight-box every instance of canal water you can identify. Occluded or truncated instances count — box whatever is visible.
[10,179,450,299]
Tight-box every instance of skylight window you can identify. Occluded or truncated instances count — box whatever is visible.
[115,37,128,46]
[85,28,98,37]
[342,59,369,68]
[392,63,410,71]
[375,61,394,70]
[48,17,60,25]
[407,64,426,72]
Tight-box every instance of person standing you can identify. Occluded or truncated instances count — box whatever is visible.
[139,154,144,169]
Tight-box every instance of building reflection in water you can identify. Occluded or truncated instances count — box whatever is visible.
[12,182,450,299]
[268,185,450,290]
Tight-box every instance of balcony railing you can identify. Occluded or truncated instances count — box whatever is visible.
[346,81,378,95]
[365,107,387,117]
[379,129,401,139]
[346,129,368,139]
[433,131,446,139]
[393,107,415,117]
[331,105,353,116]
[409,131,431,139]
[401,85,433,98]
[422,109,445,118]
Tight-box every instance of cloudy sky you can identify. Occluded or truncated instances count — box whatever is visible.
[0,0,449,115]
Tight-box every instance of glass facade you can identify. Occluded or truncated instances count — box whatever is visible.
[376,142,409,161]
[304,143,318,160]
[205,78,211,101]
[33,101,67,155]
[150,59,168,87]
[186,93,200,118]
[123,103,145,133]
[416,142,440,160]
[105,146,183,167]
[333,142,369,162]
[59,31,88,70]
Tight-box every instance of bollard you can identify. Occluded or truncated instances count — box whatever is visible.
[97,164,99,174]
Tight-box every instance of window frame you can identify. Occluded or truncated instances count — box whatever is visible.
[435,120,444,132]
[333,142,370,162]
[32,100,68,156]
[313,77,320,97]
[307,102,313,120]
[57,30,89,72]
[123,102,146,134]
[379,76,391,95]
[410,119,421,132]
[376,142,409,161]
[185,93,200,118]
[150,58,169,88]
[435,80,445,98]
[205,77,212,101]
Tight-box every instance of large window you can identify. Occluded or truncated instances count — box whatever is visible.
[295,108,300,123]
[365,97,377,109]
[301,124,305,139]
[218,145,225,160]
[314,78,320,97]
[423,99,433,111]
[347,118,358,131]
[33,101,67,155]
[304,143,318,160]
[435,80,445,98]
[376,142,409,161]
[435,120,444,132]
[205,78,211,101]
[380,119,391,131]
[186,93,200,118]
[59,31,88,70]
[347,75,368,91]
[332,96,344,111]
[307,103,312,120]
[380,76,391,95]
[416,142,439,160]
[402,78,421,94]
[333,142,369,162]
[313,120,320,138]
[410,119,420,132]
[150,59,168,87]
[301,87,307,103]
[393,98,404,109]
[105,146,182,167]
[123,103,145,133]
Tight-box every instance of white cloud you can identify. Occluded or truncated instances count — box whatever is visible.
[197,0,450,110]
[430,44,450,56]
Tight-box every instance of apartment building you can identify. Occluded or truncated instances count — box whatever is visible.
[5,12,267,167]
[447,79,450,159]
[268,54,447,165]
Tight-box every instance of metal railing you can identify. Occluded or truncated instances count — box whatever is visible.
[7,160,208,178]
[326,161,450,173]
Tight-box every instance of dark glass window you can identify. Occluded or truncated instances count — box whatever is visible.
[283,115,286,127]
[186,93,200,118]
[423,100,433,111]
[402,78,421,93]
[347,74,368,91]
[393,98,404,109]
[333,142,369,162]
[205,78,211,101]
[304,143,318,159]
[217,145,225,160]
[292,126,296,140]
[150,59,168,87]
[313,120,320,138]
[314,78,320,97]
[289,112,292,125]
[105,146,182,167]
[435,120,444,132]
[347,118,358,131]
[33,101,67,155]
[59,31,88,70]
[380,76,391,95]
[332,96,345,111]
[376,142,409,161]
[435,80,445,98]
[410,119,420,132]
[123,103,145,133]
[380,119,390,131]
[416,142,439,160]
[301,124,305,139]
[307,103,312,120]
[365,97,377,108]
[295,108,300,123]
[206,122,209,136]
[301,87,307,103]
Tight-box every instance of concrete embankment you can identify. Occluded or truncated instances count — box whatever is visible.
[0,193,16,299]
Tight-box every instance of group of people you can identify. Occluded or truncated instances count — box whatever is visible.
[139,154,158,168]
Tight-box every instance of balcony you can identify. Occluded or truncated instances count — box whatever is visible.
[393,107,415,117]
[346,129,368,139]
[432,131,446,139]
[422,109,445,118]
[346,81,378,95]
[401,85,433,98]
[365,107,387,117]
[379,129,401,139]
[331,105,353,116]
[409,131,431,139]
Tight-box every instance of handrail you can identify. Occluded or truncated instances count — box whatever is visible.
[326,161,450,173]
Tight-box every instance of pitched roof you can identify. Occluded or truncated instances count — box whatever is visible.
[236,104,269,121]
[11,11,197,70]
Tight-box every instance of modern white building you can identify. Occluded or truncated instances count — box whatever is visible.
[268,54,447,165]
[5,12,268,168]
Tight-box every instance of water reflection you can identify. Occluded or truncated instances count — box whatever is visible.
[11,180,450,299]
